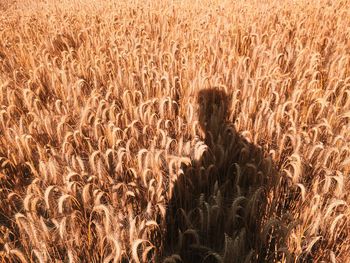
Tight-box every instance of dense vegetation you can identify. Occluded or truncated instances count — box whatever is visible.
[0,0,349,262]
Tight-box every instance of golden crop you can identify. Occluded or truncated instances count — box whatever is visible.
[0,0,349,262]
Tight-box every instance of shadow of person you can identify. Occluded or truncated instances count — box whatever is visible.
[163,88,281,262]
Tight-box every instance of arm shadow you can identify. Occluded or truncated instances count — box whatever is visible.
[163,88,283,262]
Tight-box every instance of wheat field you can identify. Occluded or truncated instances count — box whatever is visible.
[0,0,349,262]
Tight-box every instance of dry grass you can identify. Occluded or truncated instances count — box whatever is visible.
[0,0,350,262]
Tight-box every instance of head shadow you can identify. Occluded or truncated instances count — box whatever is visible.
[163,88,284,262]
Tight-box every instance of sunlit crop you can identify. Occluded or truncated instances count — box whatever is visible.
[0,0,349,262]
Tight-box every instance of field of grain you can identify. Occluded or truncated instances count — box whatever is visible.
[0,0,349,262]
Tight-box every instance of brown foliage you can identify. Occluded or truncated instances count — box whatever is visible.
[0,0,350,262]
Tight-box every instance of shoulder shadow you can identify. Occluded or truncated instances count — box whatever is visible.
[163,87,284,262]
